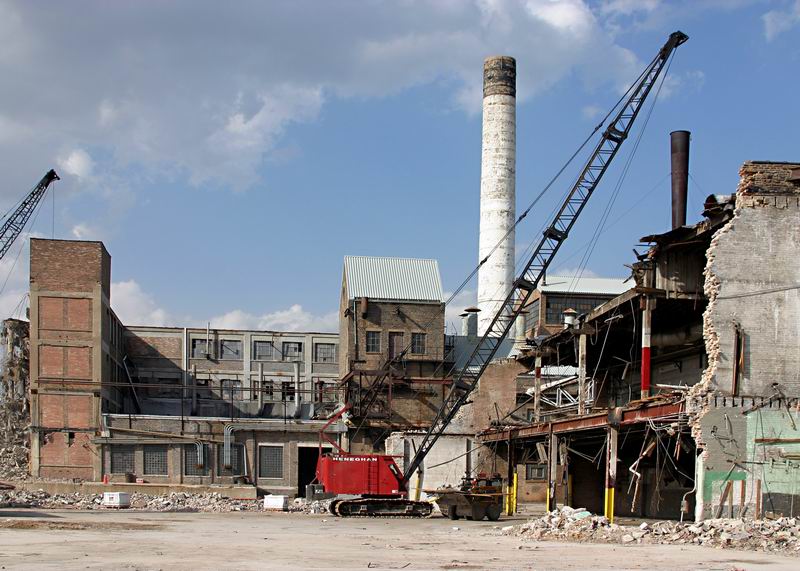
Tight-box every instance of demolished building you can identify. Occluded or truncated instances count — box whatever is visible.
[480,158,800,521]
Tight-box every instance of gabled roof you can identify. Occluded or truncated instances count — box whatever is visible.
[344,256,443,302]
[540,275,628,296]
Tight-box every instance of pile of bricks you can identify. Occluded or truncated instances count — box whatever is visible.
[504,507,800,555]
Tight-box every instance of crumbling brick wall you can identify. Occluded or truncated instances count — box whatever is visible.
[692,161,800,520]
[0,319,30,481]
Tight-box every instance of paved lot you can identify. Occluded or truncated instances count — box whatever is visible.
[0,508,797,570]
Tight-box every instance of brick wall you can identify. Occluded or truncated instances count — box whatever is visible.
[29,239,112,480]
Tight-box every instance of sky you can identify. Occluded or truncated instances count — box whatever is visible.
[0,0,798,334]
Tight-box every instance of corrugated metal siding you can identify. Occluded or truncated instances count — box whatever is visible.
[540,276,628,295]
[344,256,443,302]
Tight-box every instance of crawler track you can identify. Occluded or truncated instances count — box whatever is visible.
[331,498,433,518]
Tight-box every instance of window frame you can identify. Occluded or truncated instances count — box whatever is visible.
[110,444,135,474]
[410,332,427,355]
[365,331,381,353]
[143,444,169,476]
[253,340,276,361]
[525,463,547,481]
[191,339,208,358]
[281,341,303,361]
[258,444,284,480]
[217,443,245,477]
[313,343,337,363]
[219,339,243,360]
[184,444,211,476]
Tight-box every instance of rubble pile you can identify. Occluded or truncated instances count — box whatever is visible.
[0,489,264,512]
[505,506,800,555]
[290,497,333,514]
[0,444,29,481]
[0,319,31,483]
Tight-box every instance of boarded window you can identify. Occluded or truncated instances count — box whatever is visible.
[184,444,211,476]
[259,445,283,479]
[314,343,336,363]
[253,340,276,360]
[110,445,135,474]
[143,445,169,475]
[282,342,302,360]
[411,333,426,355]
[218,444,245,476]
[365,331,381,353]
[219,340,242,360]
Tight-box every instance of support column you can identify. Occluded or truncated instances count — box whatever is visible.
[640,297,653,400]
[578,334,587,415]
[604,425,618,523]
[546,431,558,512]
[534,354,542,422]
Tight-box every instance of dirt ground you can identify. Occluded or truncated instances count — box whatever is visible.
[0,508,797,571]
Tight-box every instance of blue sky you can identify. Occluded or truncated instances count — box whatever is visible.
[0,1,798,333]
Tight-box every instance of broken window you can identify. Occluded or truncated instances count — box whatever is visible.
[191,339,208,358]
[184,444,211,476]
[281,381,295,402]
[110,445,135,474]
[259,445,283,479]
[221,379,243,401]
[282,341,302,361]
[314,343,336,363]
[143,445,169,475]
[253,340,276,361]
[219,339,242,360]
[217,444,245,477]
[545,295,611,324]
[525,463,547,481]
[365,331,381,353]
[411,333,426,355]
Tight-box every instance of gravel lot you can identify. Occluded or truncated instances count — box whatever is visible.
[0,508,798,570]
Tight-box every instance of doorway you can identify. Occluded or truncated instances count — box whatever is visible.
[298,446,321,497]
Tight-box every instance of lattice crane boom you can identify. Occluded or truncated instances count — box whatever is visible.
[401,31,688,483]
[0,169,60,261]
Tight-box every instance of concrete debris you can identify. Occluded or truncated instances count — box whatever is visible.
[0,319,30,483]
[290,497,333,514]
[504,507,800,555]
[0,489,264,512]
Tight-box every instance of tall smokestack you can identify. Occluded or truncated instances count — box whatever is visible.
[670,130,690,229]
[478,56,516,335]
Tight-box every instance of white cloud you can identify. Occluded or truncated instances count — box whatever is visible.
[57,148,94,179]
[581,104,602,120]
[598,0,661,17]
[70,223,101,240]
[210,304,338,332]
[763,0,800,41]
[0,1,646,194]
[111,279,171,326]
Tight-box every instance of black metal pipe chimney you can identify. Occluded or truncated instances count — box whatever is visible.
[670,130,690,229]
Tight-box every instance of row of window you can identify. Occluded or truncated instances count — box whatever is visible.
[190,339,337,363]
[109,444,285,479]
[365,331,426,355]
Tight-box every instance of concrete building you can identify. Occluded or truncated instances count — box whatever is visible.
[479,159,800,521]
[478,56,516,335]
[27,238,344,496]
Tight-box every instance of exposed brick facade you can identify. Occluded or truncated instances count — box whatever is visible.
[29,239,119,480]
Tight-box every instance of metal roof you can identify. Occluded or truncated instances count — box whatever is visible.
[344,256,443,302]
[540,275,628,296]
